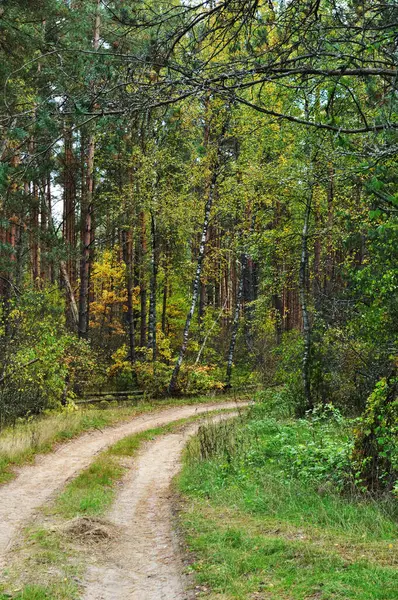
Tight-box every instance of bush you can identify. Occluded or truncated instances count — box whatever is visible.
[273,332,307,415]
[186,397,355,494]
[179,363,223,395]
[352,377,398,494]
[0,287,101,426]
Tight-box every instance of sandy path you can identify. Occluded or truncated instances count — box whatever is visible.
[82,416,232,600]
[0,401,246,571]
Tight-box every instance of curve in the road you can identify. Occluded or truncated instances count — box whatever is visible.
[0,401,247,572]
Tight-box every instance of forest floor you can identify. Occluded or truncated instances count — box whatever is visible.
[0,399,248,598]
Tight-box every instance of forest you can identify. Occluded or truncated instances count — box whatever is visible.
[0,2,397,598]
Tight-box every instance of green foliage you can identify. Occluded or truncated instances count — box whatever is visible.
[187,401,355,493]
[272,332,307,414]
[253,387,296,419]
[0,0,397,486]
[0,287,101,426]
[179,364,224,395]
[352,377,398,494]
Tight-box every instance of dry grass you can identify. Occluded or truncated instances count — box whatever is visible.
[0,407,136,483]
[63,516,117,546]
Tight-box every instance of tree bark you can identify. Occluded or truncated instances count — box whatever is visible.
[225,254,244,387]
[147,212,158,361]
[30,155,40,288]
[78,135,94,339]
[161,252,169,335]
[63,125,76,285]
[299,189,313,411]
[125,227,136,364]
[78,0,100,339]
[139,210,147,347]
[60,260,79,330]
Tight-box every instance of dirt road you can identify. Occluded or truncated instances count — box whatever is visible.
[0,401,246,572]
[82,416,233,600]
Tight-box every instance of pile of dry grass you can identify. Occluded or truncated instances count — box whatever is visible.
[63,516,118,546]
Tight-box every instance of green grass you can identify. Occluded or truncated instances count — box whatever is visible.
[53,426,171,518]
[182,510,398,600]
[178,410,398,600]
[0,526,80,600]
[0,392,247,484]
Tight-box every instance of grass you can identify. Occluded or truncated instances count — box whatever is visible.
[177,408,398,599]
[0,525,81,600]
[0,391,247,484]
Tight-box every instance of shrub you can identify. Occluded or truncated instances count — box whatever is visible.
[0,287,102,426]
[352,377,398,494]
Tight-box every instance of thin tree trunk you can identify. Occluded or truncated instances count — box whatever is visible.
[325,164,334,292]
[40,176,49,282]
[78,0,100,339]
[147,212,158,361]
[243,213,256,351]
[46,174,55,284]
[63,125,76,284]
[195,297,228,366]
[125,227,136,364]
[78,136,94,339]
[161,253,169,335]
[225,254,244,387]
[299,189,313,411]
[139,210,147,347]
[60,260,79,330]
[168,168,218,394]
[31,182,40,286]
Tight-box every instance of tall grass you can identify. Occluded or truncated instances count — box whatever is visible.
[0,410,115,483]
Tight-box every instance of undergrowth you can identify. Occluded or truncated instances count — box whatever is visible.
[178,394,398,599]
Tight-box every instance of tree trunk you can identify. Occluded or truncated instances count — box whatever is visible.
[139,210,147,347]
[125,227,135,364]
[63,125,76,285]
[31,180,40,287]
[161,253,169,335]
[147,212,158,361]
[299,189,313,411]
[168,168,218,394]
[243,213,256,351]
[225,254,244,387]
[325,163,334,293]
[60,260,79,330]
[78,0,100,339]
[78,136,94,339]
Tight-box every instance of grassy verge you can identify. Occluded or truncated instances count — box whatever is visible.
[0,407,244,600]
[177,406,398,600]
[0,392,248,484]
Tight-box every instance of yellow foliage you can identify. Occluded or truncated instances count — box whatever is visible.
[89,248,137,336]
